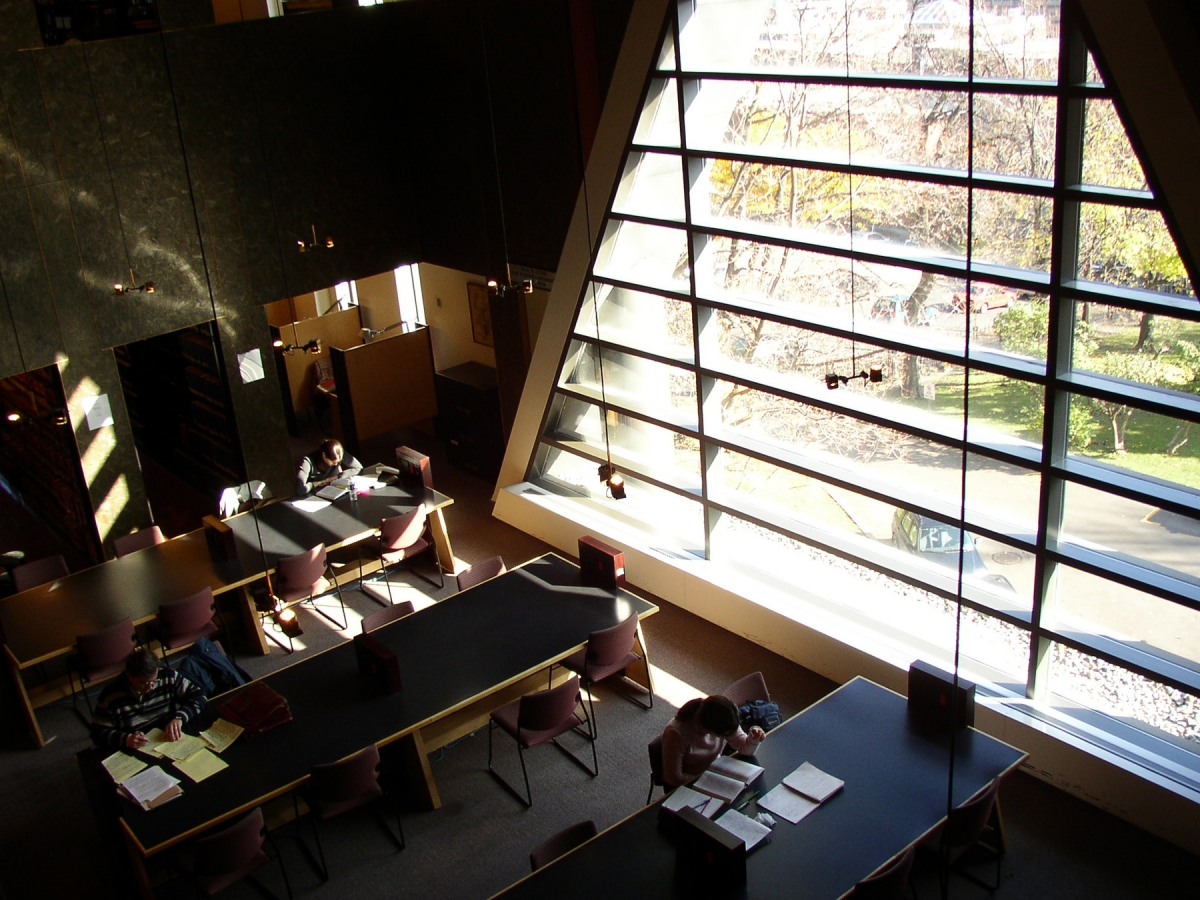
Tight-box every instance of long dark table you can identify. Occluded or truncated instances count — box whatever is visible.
[0,470,452,747]
[97,554,656,898]
[495,677,1026,900]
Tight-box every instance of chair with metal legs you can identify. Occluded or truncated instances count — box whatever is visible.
[266,544,347,652]
[556,611,650,740]
[359,508,444,605]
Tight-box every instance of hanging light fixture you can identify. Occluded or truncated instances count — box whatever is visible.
[113,268,155,295]
[272,338,322,356]
[297,224,334,253]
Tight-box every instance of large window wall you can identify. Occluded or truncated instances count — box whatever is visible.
[530,0,1200,780]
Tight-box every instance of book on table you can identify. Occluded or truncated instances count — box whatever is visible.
[782,761,844,803]
[663,785,723,818]
[692,769,745,805]
[708,755,764,784]
[119,766,183,811]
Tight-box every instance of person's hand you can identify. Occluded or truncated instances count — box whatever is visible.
[126,732,148,749]
[165,717,183,742]
[747,725,766,743]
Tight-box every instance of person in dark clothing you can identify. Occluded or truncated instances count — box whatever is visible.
[296,438,363,496]
[91,649,207,749]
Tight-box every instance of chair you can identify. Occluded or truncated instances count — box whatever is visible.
[359,507,444,604]
[488,674,597,807]
[113,525,165,558]
[293,744,404,882]
[180,807,293,899]
[68,617,138,719]
[153,587,227,664]
[361,600,415,634]
[12,554,68,593]
[646,734,665,804]
[921,778,1004,898]
[529,819,598,872]
[268,544,347,652]
[848,844,916,900]
[721,671,770,709]
[558,611,651,739]
[456,555,506,592]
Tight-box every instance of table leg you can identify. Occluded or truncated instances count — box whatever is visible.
[429,508,455,574]
[394,730,442,810]
[235,586,270,656]
[121,822,155,900]
[4,645,44,748]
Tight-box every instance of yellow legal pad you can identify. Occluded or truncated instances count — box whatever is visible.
[200,718,244,754]
[101,751,148,785]
[173,748,229,783]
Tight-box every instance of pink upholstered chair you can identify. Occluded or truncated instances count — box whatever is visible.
[558,611,651,738]
[456,555,506,592]
[113,525,165,558]
[359,508,443,604]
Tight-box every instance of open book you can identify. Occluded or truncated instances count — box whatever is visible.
[692,769,745,805]
[783,762,844,803]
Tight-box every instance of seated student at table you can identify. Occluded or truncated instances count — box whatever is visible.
[296,438,363,496]
[661,694,766,788]
[91,650,207,750]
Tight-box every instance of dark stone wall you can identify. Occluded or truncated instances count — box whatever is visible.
[0,0,628,550]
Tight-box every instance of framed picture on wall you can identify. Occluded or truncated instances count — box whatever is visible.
[467,283,494,347]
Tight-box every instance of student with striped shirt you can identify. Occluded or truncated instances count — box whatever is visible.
[91,649,207,749]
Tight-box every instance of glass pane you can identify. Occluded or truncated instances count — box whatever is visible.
[966,372,1045,450]
[595,220,690,292]
[613,152,686,222]
[848,0,967,79]
[1061,481,1200,587]
[711,513,1030,685]
[658,25,676,71]
[973,4,1060,82]
[849,87,968,173]
[744,0,846,75]
[1082,99,1148,191]
[965,452,1042,535]
[971,189,1053,274]
[696,159,851,241]
[1077,204,1195,298]
[1070,410,1200,492]
[558,340,698,428]
[542,395,701,493]
[677,0,776,73]
[635,79,680,148]
[686,80,850,165]
[1049,566,1200,685]
[1085,50,1103,86]
[1048,642,1200,747]
[973,93,1057,181]
[850,175,966,266]
[537,445,706,549]
[971,289,1050,366]
[579,283,694,364]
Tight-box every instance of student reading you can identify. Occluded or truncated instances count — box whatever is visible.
[296,438,363,496]
[91,650,207,749]
[661,694,766,788]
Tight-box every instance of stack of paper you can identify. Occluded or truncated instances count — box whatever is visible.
[350,475,383,492]
[757,761,843,824]
[101,752,147,785]
[200,718,244,754]
[714,808,772,851]
[173,748,229,783]
[140,728,231,784]
[663,785,723,819]
[120,767,183,811]
[143,730,207,761]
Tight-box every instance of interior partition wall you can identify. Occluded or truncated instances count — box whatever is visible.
[522,0,1200,796]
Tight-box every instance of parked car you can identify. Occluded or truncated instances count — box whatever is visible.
[950,288,1016,314]
[891,509,1014,590]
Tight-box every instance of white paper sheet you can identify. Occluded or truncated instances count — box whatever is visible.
[783,761,844,803]
[757,783,819,824]
[292,498,331,513]
[715,808,772,850]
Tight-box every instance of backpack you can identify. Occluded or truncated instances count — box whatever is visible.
[738,699,782,732]
[176,638,249,697]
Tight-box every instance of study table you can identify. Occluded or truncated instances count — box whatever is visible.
[0,469,453,747]
[80,553,657,899]
[495,677,1027,900]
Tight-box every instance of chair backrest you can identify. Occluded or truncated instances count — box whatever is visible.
[361,601,415,633]
[519,675,582,733]
[113,526,165,558]
[12,554,68,593]
[277,544,327,592]
[529,819,598,872]
[456,555,506,592]
[159,587,216,638]
[314,358,334,385]
[309,744,383,816]
[76,617,137,672]
[193,807,267,880]
[585,612,639,667]
[944,778,1000,852]
[647,734,664,785]
[380,508,427,551]
[721,671,770,709]
[848,844,915,900]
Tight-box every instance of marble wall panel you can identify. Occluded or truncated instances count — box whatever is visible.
[158,0,214,32]
[0,65,20,192]
[0,186,62,370]
[0,289,22,378]
[35,43,107,180]
[85,35,183,171]
[0,51,60,186]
